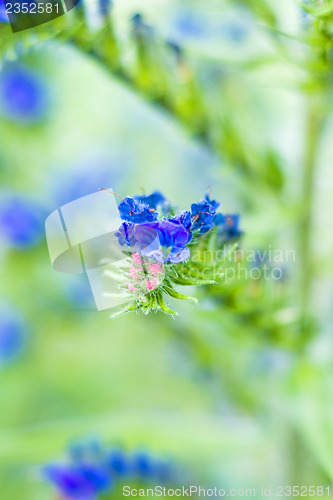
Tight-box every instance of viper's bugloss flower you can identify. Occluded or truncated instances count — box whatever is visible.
[0,64,48,124]
[169,210,192,243]
[133,220,190,263]
[118,197,158,223]
[134,191,166,210]
[204,194,220,211]
[44,462,111,499]
[191,199,216,233]
[0,303,26,366]
[0,194,45,249]
[216,214,242,240]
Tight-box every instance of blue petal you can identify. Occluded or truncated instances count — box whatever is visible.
[166,246,190,263]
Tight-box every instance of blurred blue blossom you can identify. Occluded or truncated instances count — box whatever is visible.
[0,303,26,366]
[99,0,112,16]
[44,462,111,499]
[0,0,9,22]
[171,10,207,40]
[0,193,45,249]
[44,441,175,499]
[216,214,242,241]
[0,64,49,124]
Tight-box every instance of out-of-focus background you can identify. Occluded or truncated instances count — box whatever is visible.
[1,0,333,498]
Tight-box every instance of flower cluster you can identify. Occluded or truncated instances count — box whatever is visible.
[0,64,49,124]
[111,191,242,317]
[43,441,175,500]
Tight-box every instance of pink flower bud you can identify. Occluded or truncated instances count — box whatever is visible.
[129,266,139,278]
[128,283,137,293]
[146,278,158,291]
[132,252,142,265]
[149,262,163,276]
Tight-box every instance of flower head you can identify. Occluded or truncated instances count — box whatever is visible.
[134,220,190,263]
[191,199,216,233]
[0,194,45,249]
[0,64,49,124]
[169,210,192,242]
[215,213,242,241]
[118,197,158,223]
[134,191,166,211]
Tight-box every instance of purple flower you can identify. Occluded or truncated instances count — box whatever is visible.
[116,220,190,263]
[44,463,111,500]
[191,199,216,234]
[0,194,45,248]
[169,210,192,243]
[118,197,158,223]
[0,303,26,366]
[135,220,190,263]
[0,64,49,124]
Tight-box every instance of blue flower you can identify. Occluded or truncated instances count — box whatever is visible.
[107,450,130,476]
[99,0,112,16]
[0,64,49,124]
[133,452,154,478]
[118,197,158,223]
[204,194,220,211]
[134,191,166,211]
[0,0,9,22]
[169,210,192,243]
[0,194,45,249]
[191,199,216,233]
[0,303,26,366]
[135,220,190,263]
[44,463,111,500]
[115,221,137,247]
[216,214,242,240]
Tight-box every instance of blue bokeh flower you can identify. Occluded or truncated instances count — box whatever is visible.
[0,193,45,249]
[0,0,9,22]
[44,441,176,499]
[215,213,242,241]
[0,303,26,366]
[44,462,111,500]
[118,197,158,223]
[107,449,131,476]
[0,64,49,124]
